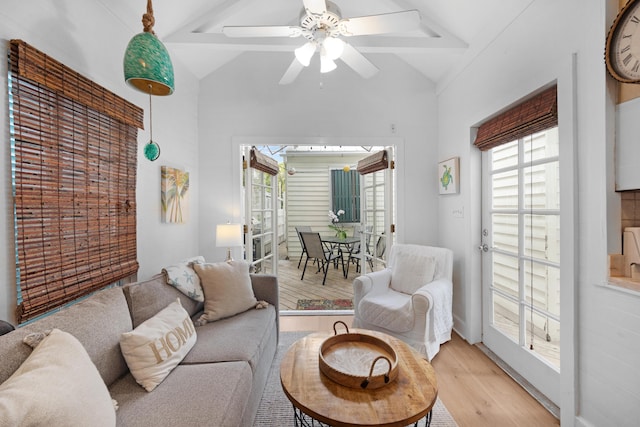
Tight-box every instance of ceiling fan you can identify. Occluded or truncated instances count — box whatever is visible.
[222,0,421,84]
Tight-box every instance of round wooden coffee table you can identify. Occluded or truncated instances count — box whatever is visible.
[280,329,438,427]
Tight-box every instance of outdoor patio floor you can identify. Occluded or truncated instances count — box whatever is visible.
[277,256,357,311]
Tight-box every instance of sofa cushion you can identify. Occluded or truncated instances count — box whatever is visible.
[110,362,251,427]
[120,299,197,392]
[0,287,131,387]
[123,274,203,328]
[182,304,276,373]
[0,329,116,426]
[162,255,206,302]
[195,261,258,323]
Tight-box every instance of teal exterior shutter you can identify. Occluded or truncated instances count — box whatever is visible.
[331,170,360,222]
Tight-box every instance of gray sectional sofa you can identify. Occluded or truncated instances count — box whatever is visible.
[0,271,279,426]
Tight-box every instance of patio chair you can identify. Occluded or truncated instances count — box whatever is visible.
[295,226,312,268]
[353,244,453,361]
[300,232,344,286]
[348,225,373,274]
[350,231,387,274]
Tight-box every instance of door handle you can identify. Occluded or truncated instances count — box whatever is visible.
[478,243,489,252]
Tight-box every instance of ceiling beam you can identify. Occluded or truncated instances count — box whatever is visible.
[164,33,466,52]
[390,0,467,47]
[164,0,256,41]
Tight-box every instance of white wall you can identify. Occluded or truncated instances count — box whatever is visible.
[438,0,640,426]
[197,51,439,262]
[0,2,201,324]
[3,1,638,426]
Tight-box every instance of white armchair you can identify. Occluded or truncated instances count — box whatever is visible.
[352,244,453,361]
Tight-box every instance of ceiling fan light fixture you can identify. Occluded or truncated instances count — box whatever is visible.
[294,42,316,67]
[323,36,344,60]
[320,52,337,73]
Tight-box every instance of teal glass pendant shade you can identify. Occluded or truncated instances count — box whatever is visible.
[123,0,174,96]
[143,141,161,161]
[124,32,174,96]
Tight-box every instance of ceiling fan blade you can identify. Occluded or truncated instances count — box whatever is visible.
[339,10,421,36]
[279,59,306,85]
[339,43,378,79]
[223,26,302,38]
[303,0,327,15]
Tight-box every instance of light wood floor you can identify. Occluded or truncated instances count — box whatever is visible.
[277,249,560,372]
[280,315,560,427]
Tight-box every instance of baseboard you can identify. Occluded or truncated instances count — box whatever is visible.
[452,315,465,338]
[575,416,597,427]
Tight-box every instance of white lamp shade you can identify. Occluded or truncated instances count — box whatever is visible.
[322,37,344,60]
[320,51,337,73]
[294,42,316,67]
[216,224,243,247]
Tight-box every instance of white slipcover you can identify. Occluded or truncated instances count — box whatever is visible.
[352,244,453,361]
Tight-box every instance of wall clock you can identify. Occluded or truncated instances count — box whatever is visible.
[606,0,640,83]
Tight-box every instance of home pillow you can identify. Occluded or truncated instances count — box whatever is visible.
[195,260,258,323]
[162,255,206,302]
[0,328,116,426]
[120,298,197,392]
[390,254,437,295]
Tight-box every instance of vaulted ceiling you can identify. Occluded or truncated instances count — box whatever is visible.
[101,0,534,86]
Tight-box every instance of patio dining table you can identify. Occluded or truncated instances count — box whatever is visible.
[321,235,360,279]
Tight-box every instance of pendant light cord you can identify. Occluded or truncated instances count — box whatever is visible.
[142,0,156,34]
[148,87,153,143]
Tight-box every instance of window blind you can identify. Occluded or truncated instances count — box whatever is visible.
[474,85,558,151]
[9,40,143,323]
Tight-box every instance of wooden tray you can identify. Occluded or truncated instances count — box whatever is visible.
[318,322,399,389]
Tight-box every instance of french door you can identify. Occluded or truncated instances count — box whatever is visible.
[243,147,278,274]
[359,147,395,273]
[480,128,561,405]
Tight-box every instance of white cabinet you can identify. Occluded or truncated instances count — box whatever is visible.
[617,98,640,191]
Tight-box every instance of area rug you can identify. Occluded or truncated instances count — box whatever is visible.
[295,298,353,310]
[253,331,459,427]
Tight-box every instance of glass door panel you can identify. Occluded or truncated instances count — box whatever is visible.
[245,150,277,275]
[481,128,561,404]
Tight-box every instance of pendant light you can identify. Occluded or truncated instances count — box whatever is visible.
[123,0,174,161]
[123,0,174,95]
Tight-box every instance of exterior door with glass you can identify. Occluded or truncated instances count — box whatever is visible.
[480,128,561,405]
[243,148,278,275]
[359,148,394,273]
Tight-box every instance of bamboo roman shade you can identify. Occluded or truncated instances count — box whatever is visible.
[357,150,388,175]
[9,40,143,323]
[250,148,279,176]
[474,85,558,151]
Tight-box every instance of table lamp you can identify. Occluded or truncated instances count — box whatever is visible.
[216,223,242,262]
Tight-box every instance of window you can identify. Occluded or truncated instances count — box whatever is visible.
[9,40,143,323]
[331,169,360,222]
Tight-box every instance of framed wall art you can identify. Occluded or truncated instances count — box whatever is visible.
[161,166,190,223]
[438,157,459,195]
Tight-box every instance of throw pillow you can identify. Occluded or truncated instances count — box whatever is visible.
[390,254,437,295]
[162,255,206,302]
[0,329,116,426]
[194,260,258,323]
[119,298,197,392]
